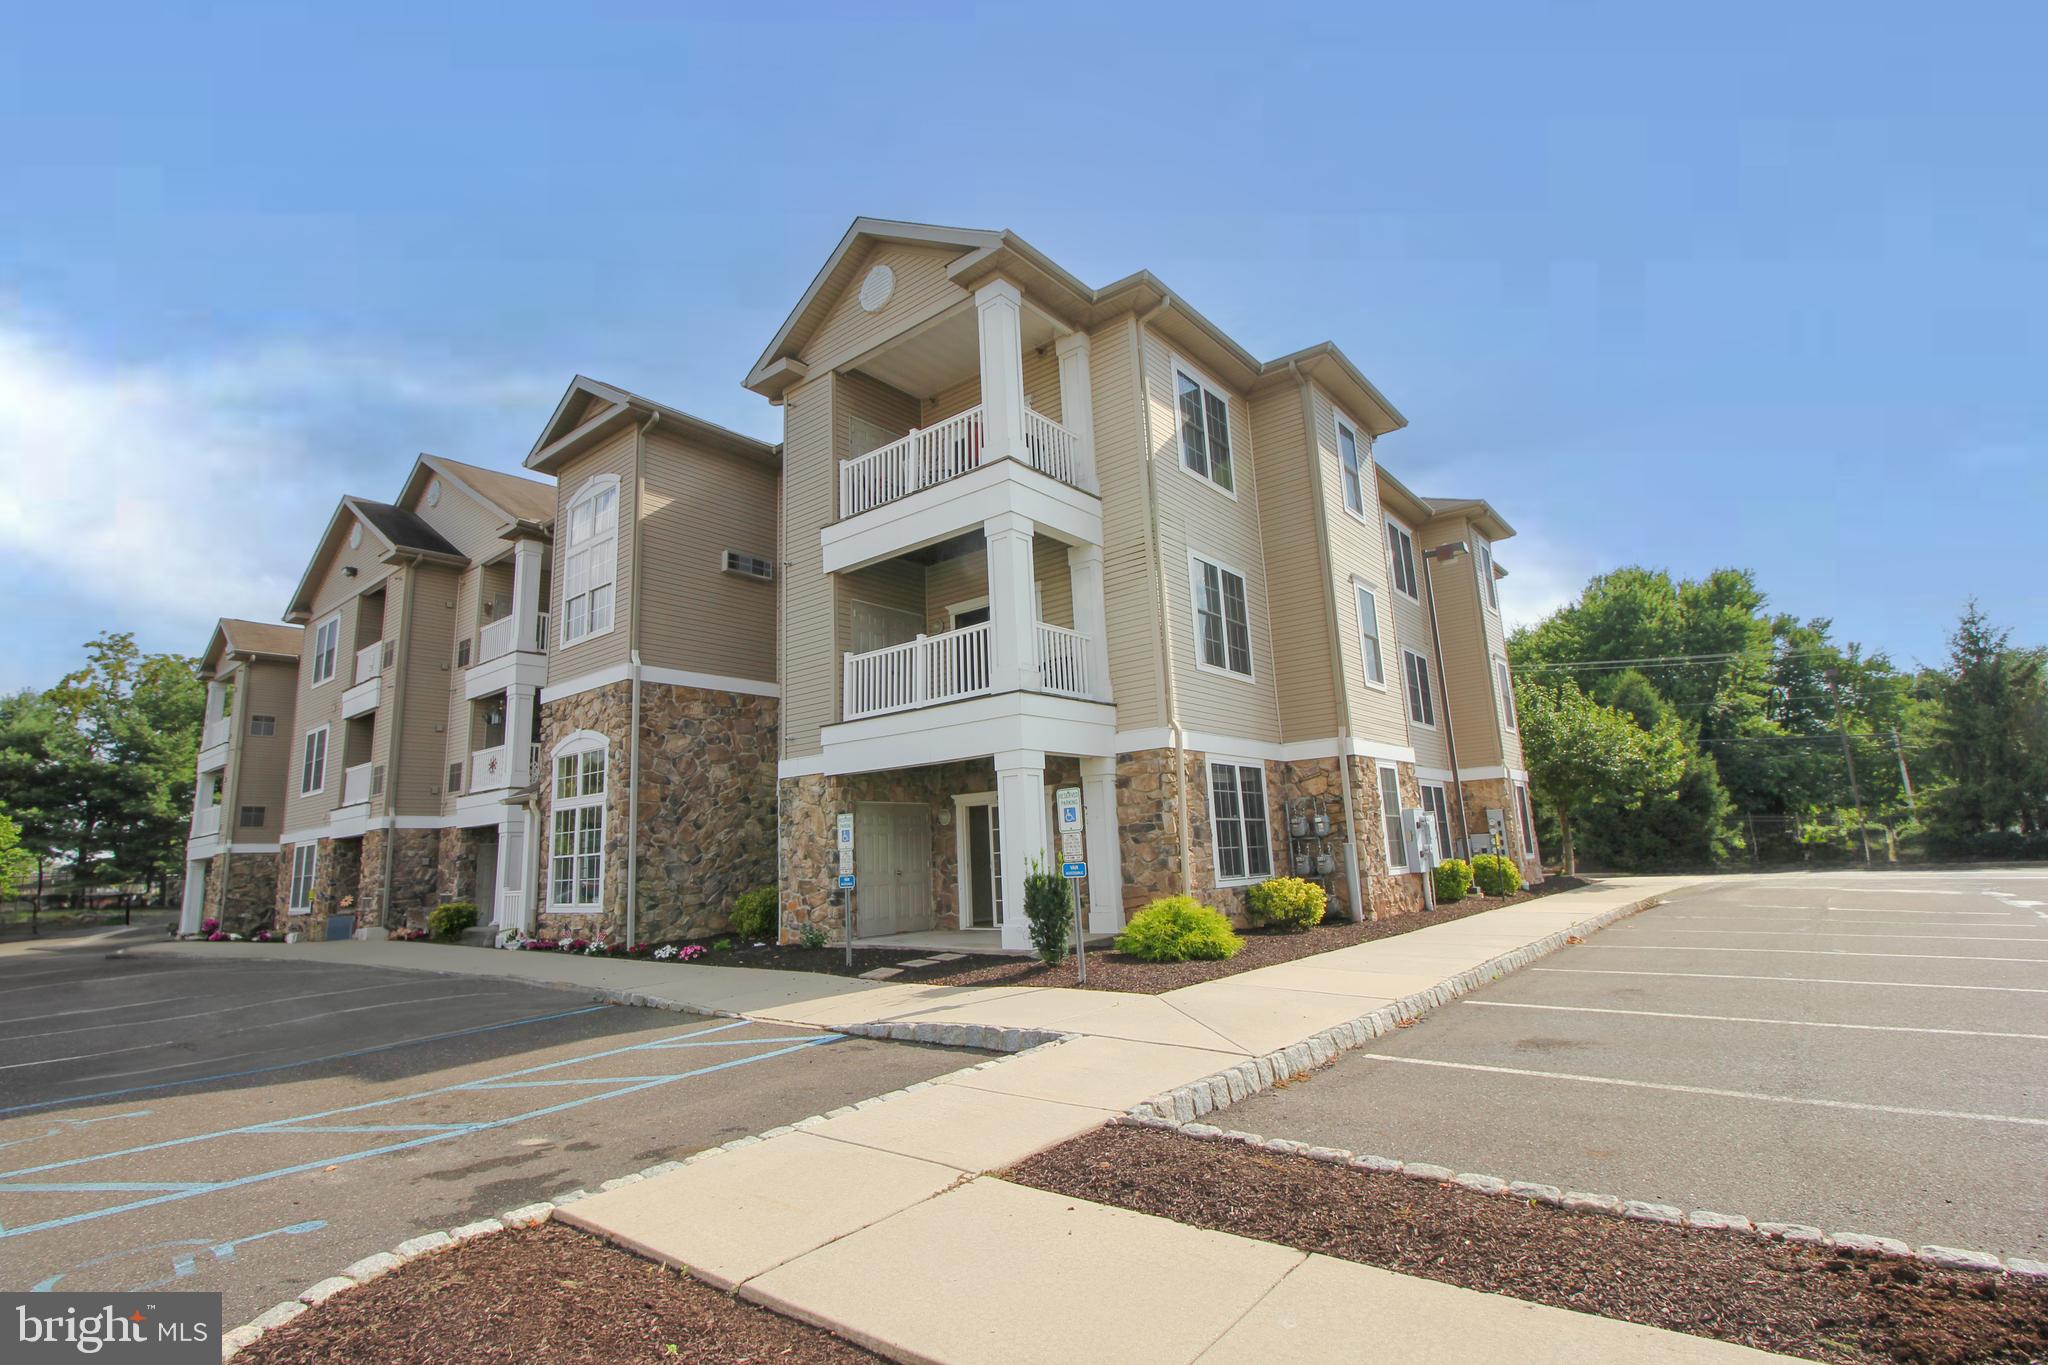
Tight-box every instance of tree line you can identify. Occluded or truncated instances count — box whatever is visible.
[1510,568,2047,871]
[0,632,204,909]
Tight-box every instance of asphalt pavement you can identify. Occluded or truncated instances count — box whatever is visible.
[0,931,973,1319]
[1227,869,2048,1258]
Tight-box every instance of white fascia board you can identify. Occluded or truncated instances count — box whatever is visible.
[540,663,778,705]
[820,459,1101,576]
[818,690,1116,776]
[464,651,549,702]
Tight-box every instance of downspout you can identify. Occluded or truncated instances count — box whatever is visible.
[1133,299,1192,895]
[1423,546,1472,853]
[626,410,657,948]
[381,563,416,926]
[1292,363,1368,922]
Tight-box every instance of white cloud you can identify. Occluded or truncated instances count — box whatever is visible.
[1498,528,1592,634]
[0,313,556,672]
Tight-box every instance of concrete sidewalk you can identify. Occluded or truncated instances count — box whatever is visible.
[141,876,1775,1361]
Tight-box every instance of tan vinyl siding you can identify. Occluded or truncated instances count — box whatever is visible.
[409,476,507,565]
[837,559,924,660]
[1425,520,1505,769]
[440,562,484,815]
[637,427,778,683]
[914,535,1075,634]
[1248,379,1335,742]
[800,243,969,371]
[921,373,979,426]
[282,530,397,835]
[1142,323,1281,745]
[1473,532,1525,770]
[1383,509,1451,770]
[546,428,637,684]
[779,376,839,758]
[389,562,459,815]
[1307,384,1407,750]
[233,659,297,841]
[1092,316,1161,730]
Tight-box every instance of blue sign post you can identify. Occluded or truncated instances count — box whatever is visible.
[1060,861,1087,879]
[838,873,856,889]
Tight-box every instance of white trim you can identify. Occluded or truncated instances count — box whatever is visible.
[778,753,830,780]
[279,814,454,846]
[817,691,1117,777]
[1352,578,1388,689]
[547,729,609,912]
[1332,408,1368,523]
[540,663,779,704]
[1401,649,1437,729]
[1169,353,1239,499]
[299,724,330,796]
[1496,655,1519,732]
[1376,761,1410,872]
[308,613,341,687]
[1474,535,1499,612]
[558,473,621,649]
[1204,754,1277,887]
[1107,730,1417,767]
[1418,780,1453,857]
[1385,517,1420,601]
[819,456,1102,577]
[1187,550,1255,682]
[288,842,318,914]
[952,791,1007,932]
[1457,764,1529,783]
[1414,765,1455,782]
[945,595,991,628]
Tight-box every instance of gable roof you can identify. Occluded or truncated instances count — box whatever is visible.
[347,498,464,558]
[396,454,556,531]
[745,217,1407,435]
[199,619,302,678]
[282,494,467,622]
[525,375,779,477]
[1420,495,1515,543]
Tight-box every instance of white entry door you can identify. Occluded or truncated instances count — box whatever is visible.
[475,831,499,923]
[855,802,931,937]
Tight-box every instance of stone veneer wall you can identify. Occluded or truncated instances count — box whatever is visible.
[1114,748,1188,917]
[537,681,778,944]
[436,827,483,907]
[1346,756,1428,918]
[275,835,364,940]
[350,828,440,930]
[203,851,277,936]
[1458,776,1543,884]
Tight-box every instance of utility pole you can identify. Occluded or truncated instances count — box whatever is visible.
[1826,668,1873,868]
[1893,728,1917,814]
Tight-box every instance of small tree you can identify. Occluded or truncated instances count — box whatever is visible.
[1021,857,1072,966]
[1516,679,1685,874]
[0,811,35,907]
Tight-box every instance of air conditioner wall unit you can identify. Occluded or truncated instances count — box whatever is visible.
[722,550,774,581]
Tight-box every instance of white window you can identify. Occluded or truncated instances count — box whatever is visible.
[1475,538,1499,611]
[1497,657,1518,731]
[1387,521,1419,599]
[1378,763,1408,871]
[1515,782,1537,856]
[560,476,619,647]
[1402,650,1436,728]
[288,843,317,914]
[1173,362,1235,494]
[1354,582,1385,686]
[250,714,276,737]
[299,725,329,795]
[309,614,340,686]
[1208,759,1273,884]
[1190,554,1253,679]
[1334,413,1365,518]
[549,734,608,910]
[1420,783,1452,856]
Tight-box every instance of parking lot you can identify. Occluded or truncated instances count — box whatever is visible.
[1229,870,2048,1257]
[0,937,972,1318]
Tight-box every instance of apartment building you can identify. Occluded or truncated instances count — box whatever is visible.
[522,377,781,946]
[272,455,555,938]
[748,219,1540,952]
[180,619,302,935]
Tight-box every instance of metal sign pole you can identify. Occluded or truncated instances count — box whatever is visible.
[1071,876,1086,985]
[844,887,854,969]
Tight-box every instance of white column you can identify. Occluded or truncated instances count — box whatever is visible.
[996,748,1048,952]
[180,858,208,935]
[204,679,228,723]
[504,683,537,787]
[1053,331,1097,492]
[975,279,1027,466]
[496,805,534,933]
[511,536,546,652]
[1066,543,1113,703]
[1080,755,1123,933]
[984,511,1038,695]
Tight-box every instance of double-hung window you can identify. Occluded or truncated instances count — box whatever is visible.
[1354,583,1385,685]
[1402,650,1436,728]
[1475,538,1499,610]
[1191,554,1253,678]
[309,615,340,686]
[1335,413,1365,518]
[1208,759,1273,884]
[1419,783,1452,856]
[1515,783,1537,856]
[1387,521,1418,598]
[1497,657,1518,731]
[1174,363,1235,493]
[288,844,317,914]
[550,741,608,910]
[1378,764,1409,870]
[299,725,328,795]
[560,477,619,646]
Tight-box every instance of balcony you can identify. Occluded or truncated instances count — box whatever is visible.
[198,715,231,772]
[465,611,550,701]
[841,620,1098,722]
[338,761,375,810]
[190,805,221,838]
[478,611,549,665]
[838,405,1085,519]
[342,642,384,718]
[468,742,538,794]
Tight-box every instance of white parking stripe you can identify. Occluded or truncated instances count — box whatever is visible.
[1535,967,2048,994]
[1589,943,2048,964]
[1462,1000,2048,1042]
[1359,1055,2048,1127]
[1722,905,2011,917]
[1641,928,2048,943]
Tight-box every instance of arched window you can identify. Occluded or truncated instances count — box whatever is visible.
[548,730,608,911]
[560,475,619,646]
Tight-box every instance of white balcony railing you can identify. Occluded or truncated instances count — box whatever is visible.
[478,611,550,665]
[191,805,221,837]
[843,622,993,721]
[1034,621,1092,699]
[353,642,382,685]
[340,761,374,808]
[201,716,231,749]
[471,744,510,791]
[837,405,1082,518]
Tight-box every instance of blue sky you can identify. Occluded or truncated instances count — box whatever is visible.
[2,1,2041,692]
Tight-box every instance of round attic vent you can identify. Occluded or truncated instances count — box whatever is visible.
[426,478,442,507]
[858,264,895,313]
[349,522,363,549]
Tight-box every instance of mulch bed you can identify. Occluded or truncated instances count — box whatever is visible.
[238,1222,879,1364]
[1006,1126,2048,1364]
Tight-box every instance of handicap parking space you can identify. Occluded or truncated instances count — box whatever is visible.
[1224,871,2048,1260]
[0,943,974,1319]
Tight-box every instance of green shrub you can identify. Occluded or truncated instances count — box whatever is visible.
[796,924,828,950]
[1022,858,1073,966]
[1245,876,1326,932]
[428,902,478,942]
[1114,896,1242,962]
[729,886,777,940]
[1432,858,1474,903]
[1471,853,1523,897]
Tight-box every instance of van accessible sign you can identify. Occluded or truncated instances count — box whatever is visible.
[5,1293,219,1363]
